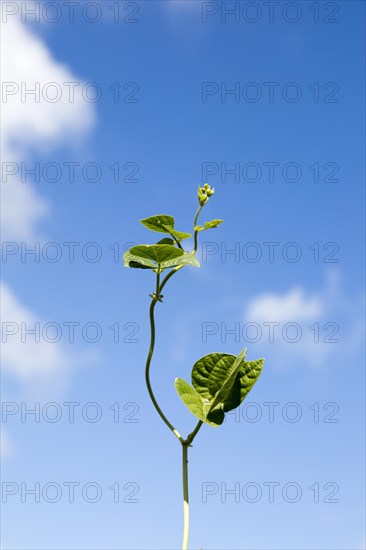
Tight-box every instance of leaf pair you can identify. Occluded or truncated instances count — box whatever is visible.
[123,215,197,271]
[175,349,264,427]
[124,214,225,271]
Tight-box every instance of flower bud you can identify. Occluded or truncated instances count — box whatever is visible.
[198,183,214,206]
[198,186,207,206]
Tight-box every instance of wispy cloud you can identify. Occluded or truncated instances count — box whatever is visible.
[1,281,99,393]
[1,16,95,241]
[246,286,322,323]
[1,16,97,393]
[243,270,364,369]
[1,281,69,382]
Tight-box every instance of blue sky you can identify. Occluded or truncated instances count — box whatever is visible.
[1,1,365,549]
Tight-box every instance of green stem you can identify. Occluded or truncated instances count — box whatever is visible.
[193,205,203,253]
[172,235,184,250]
[144,214,206,549]
[186,420,203,446]
[145,270,184,443]
[160,264,184,293]
[155,268,161,297]
[181,419,203,550]
[182,443,189,550]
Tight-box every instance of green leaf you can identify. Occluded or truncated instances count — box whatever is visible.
[130,244,183,264]
[192,352,233,401]
[124,247,199,271]
[195,219,224,232]
[191,348,263,415]
[223,358,264,412]
[206,405,225,425]
[175,350,263,428]
[139,214,191,241]
[175,378,205,422]
[156,238,176,245]
[174,378,223,427]
[208,348,247,414]
[205,219,224,229]
[161,251,200,269]
[123,250,155,269]
[162,225,192,241]
[140,215,175,233]
[127,261,153,269]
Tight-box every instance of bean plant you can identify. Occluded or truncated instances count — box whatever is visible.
[124,184,264,549]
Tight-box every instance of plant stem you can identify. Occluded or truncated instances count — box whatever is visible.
[144,270,184,443]
[144,217,206,549]
[160,264,184,293]
[182,443,189,550]
[171,234,184,250]
[181,420,204,550]
[186,420,203,446]
[193,206,203,253]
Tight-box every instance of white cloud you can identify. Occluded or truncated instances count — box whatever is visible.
[1,281,68,382]
[1,180,49,243]
[0,281,99,392]
[1,16,95,241]
[0,15,97,394]
[246,286,322,323]
[243,271,364,369]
